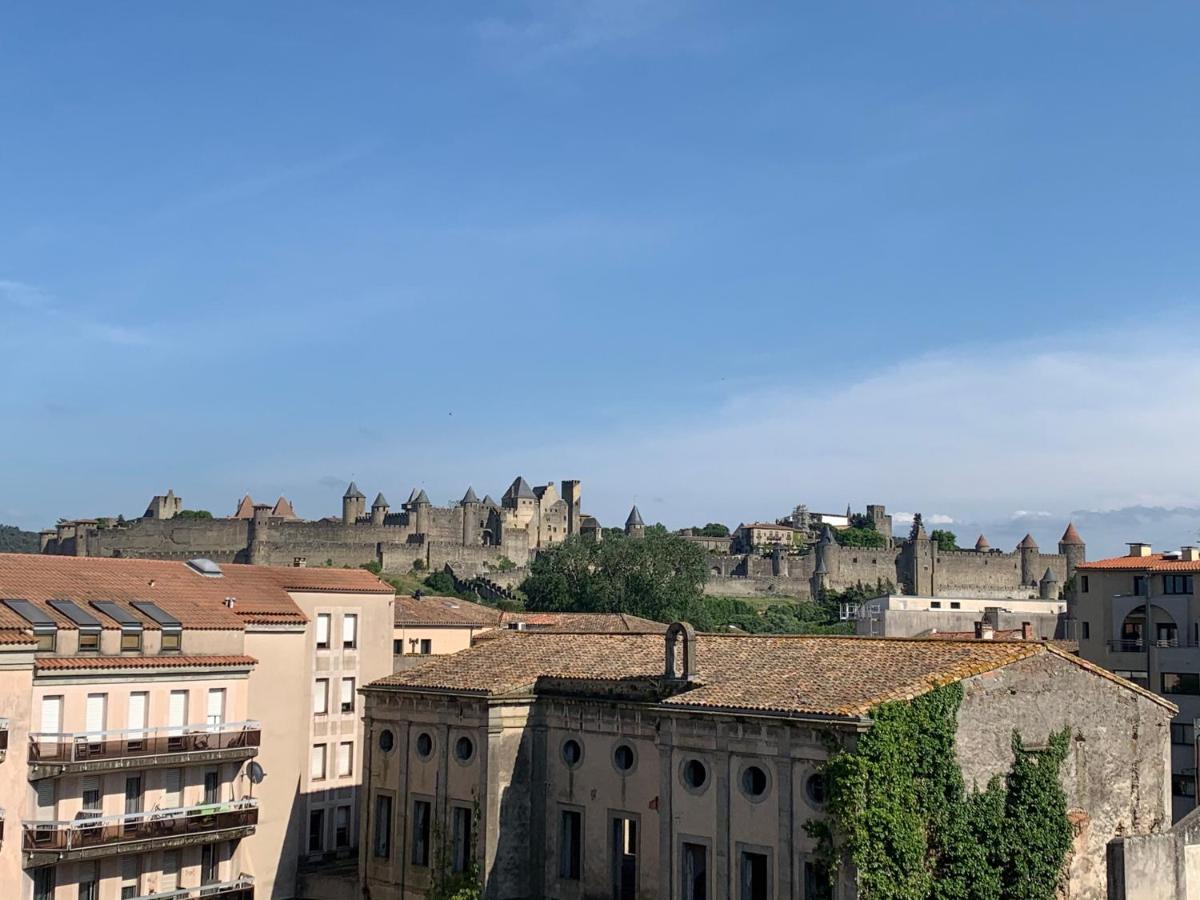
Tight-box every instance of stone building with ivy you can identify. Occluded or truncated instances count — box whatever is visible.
[358,626,1174,899]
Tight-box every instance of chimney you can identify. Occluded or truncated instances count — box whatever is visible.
[224,597,237,609]
[1022,622,1034,641]
[1182,547,1200,562]
[974,621,995,641]
[1128,542,1153,558]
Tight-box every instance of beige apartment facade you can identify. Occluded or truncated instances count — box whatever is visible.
[0,552,394,900]
[361,627,1174,900]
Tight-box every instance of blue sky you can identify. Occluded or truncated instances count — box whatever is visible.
[3,3,1200,554]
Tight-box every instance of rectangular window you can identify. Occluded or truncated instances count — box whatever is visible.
[79,628,100,652]
[161,851,180,891]
[611,816,638,900]
[682,842,709,900]
[1081,575,1089,593]
[341,677,356,713]
[740,850,769,900]
[343,613,358,649]
[201,842,219,885]
[559,809,582,880]
[804,860,833,900]
[412,799,431,866]
[420,638,432,655]
[950,601,961,610]
[335,804,351,848]
[393,639,403,655]
[127,691,148,742]
[309,808,325,854]
[1164,574,1195,595]
[206,688,226,726]
[85,692,108,734]
[1133,575,1147,596]
[314,679,329,715]
[1115,669,1149,687]
[1172,723,1195,745]
[204,769,219,805]
[125,774,143,814]
[1174,774,1197,798]
[168,690,189,735]
[120,855,141,900]
[311,744,327,780]
[33,868,55,900]
[452,805,473,874]
[81,774,101,811]
[120,627,142,651]
[373,795,392,858]
[316,613,331,649]
[1081,621,1090,640]
[1162,673,1200,695]
[337,741,354,776]
[164,767,183,808]
[930,601,942,609]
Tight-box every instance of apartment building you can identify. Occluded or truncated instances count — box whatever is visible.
[360,626,1173,899]
[0,552,394,900]
[1072,542,1200,821]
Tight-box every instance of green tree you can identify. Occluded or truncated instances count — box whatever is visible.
[834,527,886,549]
[693,523,730,537]
[521,532,707,623]
[175,509,214,520]
[931,529,959,552]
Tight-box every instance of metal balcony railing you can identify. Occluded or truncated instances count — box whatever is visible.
[0,717,8,753]
[22,798,258,853]
[28,721,261,765]
[130,875,254,900]
[1107,639,1198,652]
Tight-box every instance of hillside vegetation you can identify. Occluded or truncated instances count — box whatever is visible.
[0,524,39,553]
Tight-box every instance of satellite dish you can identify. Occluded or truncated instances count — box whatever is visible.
[248,762,265,784]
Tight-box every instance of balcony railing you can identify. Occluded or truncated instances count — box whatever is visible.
[0,717,9,754]
[131,875,254,900]
[28,721,261,765]
[1107,639,1199,652]
[23,798,258,854]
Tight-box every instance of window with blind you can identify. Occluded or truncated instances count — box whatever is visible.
[207,688,226,726]
[342,614,358,649]
[311,744,327,780]
[337,741,353,776]
[127,692,148,740]
[168,690,189,734]
[314,679,329,715]
[340,678,356,713]
[316,614,331,649]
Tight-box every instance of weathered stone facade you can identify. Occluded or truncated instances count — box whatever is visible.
[41,477,588,576]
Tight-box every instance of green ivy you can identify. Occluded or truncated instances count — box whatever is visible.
[813,683,1073,900]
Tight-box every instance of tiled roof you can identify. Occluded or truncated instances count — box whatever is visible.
[36,654,257,671]
[368,632,1094,717]
[1060,522,1084,546]
[1017,533,1039,549]
[0,553,391,634]
[495,612,667,632]
[741,523,795,531]
[394,595,502,628]
[1077,553,1200,572]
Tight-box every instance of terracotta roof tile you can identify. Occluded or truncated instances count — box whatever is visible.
[369,632,1061,717]
[394,595,502,628]
[1077,553,1200,572]
[495,612,666,632]
[36,654,257,671]
[1060,522,1084,545]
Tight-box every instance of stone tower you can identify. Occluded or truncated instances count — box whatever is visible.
[1058,522,1086,583]
[562,480,582,536]
[1017,533,1040,586]
[249,505,271,565]
[413,489,431,536]
[810,554,829,599]
[867,504,892,544]
[625,506,645,539]
[1039,566,1059,600]
[461,487,480,546]
[371,493,389,526]
[342,482,366,525]
[905,514,934,596]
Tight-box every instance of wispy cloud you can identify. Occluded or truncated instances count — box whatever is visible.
[0,280,150,346]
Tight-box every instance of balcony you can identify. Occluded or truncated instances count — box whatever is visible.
[28,721,261,777]
[23,798,257,862]
[1107,639,1200,652]
[0,717,8,761]
[131,875,254,900]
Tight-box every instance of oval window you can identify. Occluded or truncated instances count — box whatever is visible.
[562,739,583,767]
[683,758,708,790]
[741,765,768,798]
[806,773,828,806]
[455,736,474,762]
[378,729,395,753]
[416,732,433,758]
[613,744,635,773]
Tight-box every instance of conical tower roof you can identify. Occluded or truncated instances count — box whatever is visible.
[461,487,479,505]
[407,488,419,504]
[1060,522,1084,546]
[504,476,536,501]
[813,556,828,576]
[372,492,389,509]
[974,534,990,551]
[413,489,430,505]
[820,524,836,544]
[272,496,297,519]
[482,495,497,508]
[1041,566,1058,583]
[344,481,365,500]
[233,495,256,519]
[1017,533,1039,550]
[626,505,644,527]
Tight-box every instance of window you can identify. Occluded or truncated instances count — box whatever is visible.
[1133,575,1147,596]
[378,729,395,753]
[613,744,636,773]
[1162,673,1200,695]
[35,629,56,652]
[160,629,181,651]
[340,678,356,713]
[120,627,142,651]
[1165,574,1195,595]
[79,861,99,900]
[85,692,108,735]
[79,629,100,652]
[1081,575,1090,593]
[128,692,148,742]
[164,768,183,808]
[311,744,327,780]
[206,688,226,726]
[338,741,354,777]
[120,856,141,900]
[124,774,143,814]
[452,805,473,874]
[1115,669,1149,687]
[930,601,942,609]
[950,601,961,610]
[342,614,358,649]
[1174,774,1197,798]
[316,613,331,649]
[682,759,708,791]
[168,690,189,736]
[741,765,768,799]
[373,795,392,858]
[393,639,403,655]
[420,638,432,655]
[739,850,769,900]
[682,842,708,900]
[804,859,833,900]
[412,800,431,866]
[161,851,180,891]
[204,769,219,805]
[33,868,55,900]
[455,736,474,762]
[335,804,351,848]
[314,679,329,715]
[201,843,219,885]
[1172,723,1195,745]
[309,808,325,854]
[416,732,433,758]
[81,775,101,813]
[559,809,582,880]
[611,816,638,900]
[806,773,828,807]
[562,739,583,767]
[1081,621,1090,640]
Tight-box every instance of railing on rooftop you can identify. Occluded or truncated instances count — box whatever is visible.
[129,874,254,900]
[22,798,257,853]
[1106,639,1198,652]
[28,721,261,765]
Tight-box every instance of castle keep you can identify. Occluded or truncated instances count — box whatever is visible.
[41,478,596,576]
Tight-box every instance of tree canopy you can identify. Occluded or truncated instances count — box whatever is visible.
[835,527,887,549]
[175,509,214,520]
[931,529,959,552]
[691,523,730,537]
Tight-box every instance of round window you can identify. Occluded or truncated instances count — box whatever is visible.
[562,738,583,767]
[682,758,708,791]
[416,732,433,759]
[613,744,636,774]
[378,729,395,753]
[741,765,768,799]
[455,736,475,762]
[806,773,828,807]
